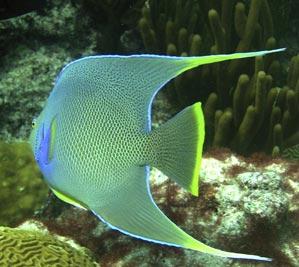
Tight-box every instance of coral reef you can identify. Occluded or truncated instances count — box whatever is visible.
[139,0,298,155]
[282,144,299,160]
[80,0,145,28]
[139,0,276,105]
[0,0,97,140]
[36,149,298,267]
[0,221,98,266]
[0,140,48,226]
[204,54,299,155]
[0,0,147,140]
[0,1,297,266]
[79,0,146,51]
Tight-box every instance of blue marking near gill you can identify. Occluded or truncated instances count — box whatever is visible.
[35,123,44,163]
[36,122,54,180]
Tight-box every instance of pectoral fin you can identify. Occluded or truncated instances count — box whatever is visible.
[50,187,88,210]
[91,166,271,261]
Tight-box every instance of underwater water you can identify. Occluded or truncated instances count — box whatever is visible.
[0,0,298,266]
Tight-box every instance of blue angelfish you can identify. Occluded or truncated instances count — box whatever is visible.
[30,49,284,261]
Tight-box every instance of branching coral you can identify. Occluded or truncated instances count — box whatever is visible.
[0,141,48,226]
[204,54,299,155]
[139,0,276,105]
[139,0,298,155]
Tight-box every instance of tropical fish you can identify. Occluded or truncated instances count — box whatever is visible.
[30,49,284,261]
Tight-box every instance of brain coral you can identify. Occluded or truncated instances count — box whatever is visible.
[0,223,98,267]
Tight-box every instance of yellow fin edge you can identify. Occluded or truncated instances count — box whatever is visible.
[184,235,272,261]
[177,48,286,75]
[50,187,88,210]
[189,102,205,196]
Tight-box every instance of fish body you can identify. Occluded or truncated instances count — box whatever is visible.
[30,49,285,261]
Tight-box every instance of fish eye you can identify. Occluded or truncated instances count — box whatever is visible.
[32,118,37,128]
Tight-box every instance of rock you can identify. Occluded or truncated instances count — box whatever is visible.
[37,149,298,266]
[0,0,97,140]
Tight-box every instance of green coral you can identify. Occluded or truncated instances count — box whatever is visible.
[139,0,298,155]
[0,141,48,226]
[0,224,98,267]
[139,0,276,106]
[204,54,299,155]
[140,0,274,54]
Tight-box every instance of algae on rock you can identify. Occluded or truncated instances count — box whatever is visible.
[0,0,97,140]
[0,141,48,227]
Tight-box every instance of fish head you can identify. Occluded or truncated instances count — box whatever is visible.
[29,113,44,159]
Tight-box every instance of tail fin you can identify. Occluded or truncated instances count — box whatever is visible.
[149,102,204,196]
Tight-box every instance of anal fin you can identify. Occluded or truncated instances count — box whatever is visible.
[91,166,271,261]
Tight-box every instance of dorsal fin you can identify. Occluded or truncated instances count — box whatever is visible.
[54,49,285,131]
